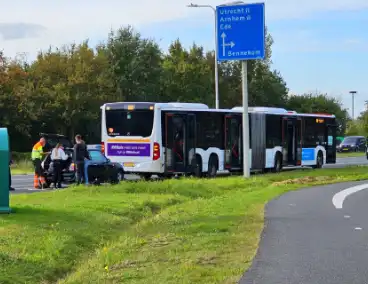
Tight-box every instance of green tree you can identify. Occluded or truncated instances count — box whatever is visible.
[352,110,368,136]
[28,41,112,139]
[345,120,363,136]
[1,25,294,151]
[106,26,163,102]
[0,53,38,150]
[161,40,213,105]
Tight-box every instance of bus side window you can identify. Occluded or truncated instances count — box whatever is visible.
[266,115,281,148]
[303,118,316,147]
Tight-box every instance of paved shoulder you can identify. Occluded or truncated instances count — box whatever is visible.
[11,174,34,192]
[240,180,368,284]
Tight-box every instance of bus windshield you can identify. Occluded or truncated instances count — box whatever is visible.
[105,109,154,137]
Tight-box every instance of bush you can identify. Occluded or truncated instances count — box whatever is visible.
[11,152,30,162]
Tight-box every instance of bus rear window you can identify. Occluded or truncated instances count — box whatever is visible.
[105,109,154,137]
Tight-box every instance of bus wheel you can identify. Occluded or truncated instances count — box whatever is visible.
[192,155,203,178]
[272,153,282,173]
[207,156,218,178]
[315,152,323,169]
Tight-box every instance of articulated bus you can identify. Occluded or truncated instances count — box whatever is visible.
[100,102,337,179]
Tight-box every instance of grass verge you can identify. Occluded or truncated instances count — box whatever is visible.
[336,152,365,158]
[2,166,368,284]
[10,159,33,175]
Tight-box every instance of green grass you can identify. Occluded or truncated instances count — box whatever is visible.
[336,151,366,158]
[3,167,368,283]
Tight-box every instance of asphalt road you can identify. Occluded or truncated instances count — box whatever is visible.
[240,180,368,284]
[10,173,141,194]
[326,156,368,168]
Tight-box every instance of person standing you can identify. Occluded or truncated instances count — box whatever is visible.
[73,135,90,185]
[31,137,48,189]
[51,143,68,189]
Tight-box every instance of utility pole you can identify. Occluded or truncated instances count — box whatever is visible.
[349,91,357,119]
[186,3,218,109]
[186,1,244,109]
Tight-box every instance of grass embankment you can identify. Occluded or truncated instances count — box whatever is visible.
[2,166,368,283]
[336,151,365,158]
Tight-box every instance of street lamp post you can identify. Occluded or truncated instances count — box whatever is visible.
[187,3,219,109]
[349,91,357,119]
[186,2,245,109]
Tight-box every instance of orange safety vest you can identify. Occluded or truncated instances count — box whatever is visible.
[31,142,44,160]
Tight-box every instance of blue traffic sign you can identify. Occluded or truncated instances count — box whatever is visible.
[216,2,265,61]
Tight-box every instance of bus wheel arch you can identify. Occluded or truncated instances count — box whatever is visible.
[272,151,283,173]
[207,153,219,178]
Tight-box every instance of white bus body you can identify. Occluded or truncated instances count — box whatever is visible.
[101,102,337,178]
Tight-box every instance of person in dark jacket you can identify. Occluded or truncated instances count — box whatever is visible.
[73,134,90,185]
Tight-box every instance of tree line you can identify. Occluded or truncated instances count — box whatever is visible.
[345,110,368,137]
[0,26,349,152]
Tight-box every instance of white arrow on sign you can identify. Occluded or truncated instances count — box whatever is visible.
[221,32,235,56]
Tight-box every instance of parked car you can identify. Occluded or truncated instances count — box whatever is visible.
[39,133,75,185]
[84,147,124,185]
[336,136,366,152]
[40,133,74,152]
[39,134,124,187]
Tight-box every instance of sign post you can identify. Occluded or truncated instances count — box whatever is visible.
[216,2,265,178]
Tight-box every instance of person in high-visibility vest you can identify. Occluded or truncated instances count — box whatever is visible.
[31,137,48,189]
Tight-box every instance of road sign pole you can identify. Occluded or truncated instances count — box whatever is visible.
[215,2,265,178]
[242,61,250,178]
[214,11,220,109]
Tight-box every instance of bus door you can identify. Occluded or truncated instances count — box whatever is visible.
[164,113,196,173]
[224,114,242,170]
[282,117,302,166]
[325,123,336,163]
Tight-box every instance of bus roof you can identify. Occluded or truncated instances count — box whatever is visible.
[100,103,335,118]
[231,106,336,118]
[101,102,209,110]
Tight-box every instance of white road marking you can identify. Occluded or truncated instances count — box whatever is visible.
[355,227,363,230]
[344,215,351,219]
[332,184,368,209]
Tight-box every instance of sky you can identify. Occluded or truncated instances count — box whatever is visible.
[1,0,367,117]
